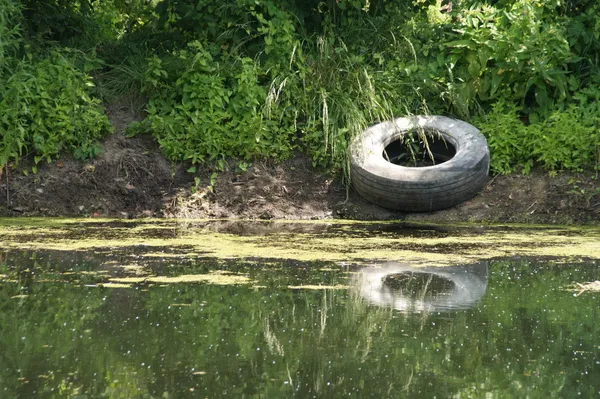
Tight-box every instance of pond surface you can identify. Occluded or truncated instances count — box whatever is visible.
[1,219,599,397]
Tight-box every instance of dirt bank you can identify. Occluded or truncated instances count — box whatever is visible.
[0,104,598,224]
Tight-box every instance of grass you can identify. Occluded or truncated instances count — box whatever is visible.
[94,52,148,104]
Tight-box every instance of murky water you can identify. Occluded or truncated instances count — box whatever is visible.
[1,220,599,397]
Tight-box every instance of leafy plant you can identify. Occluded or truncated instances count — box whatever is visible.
[475,92,599,174]
[474,100,532,174]
[0,50,112,168]
[141,41,294,168]
[444,1,574,117]
[0,0,22,70]
[531,106,596,171]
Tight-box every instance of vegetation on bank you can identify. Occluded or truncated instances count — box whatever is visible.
[0,0,599,178]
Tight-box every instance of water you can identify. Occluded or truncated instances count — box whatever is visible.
[0,220,599,397]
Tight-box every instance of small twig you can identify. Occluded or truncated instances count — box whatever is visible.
[383,149,391,163]
[485,173,500,189]
[137,166,155,178]
[525,201,538,213]
[575,283,587,297]
[574,281,600,296]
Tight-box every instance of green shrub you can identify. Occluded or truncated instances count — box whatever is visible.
[0,0,22,69]
[20,0,94,42]
[475,94,599,174]
[565,3,600,86]
[0,51,112,168]
[141,41,295,167]
[443,1,574,117]
[474,100,533,174]
[532,107,597,171]
[14,0,592,179]
[19,0,148,47]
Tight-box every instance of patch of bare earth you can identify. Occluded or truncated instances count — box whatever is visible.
[163,156,343,220]
[0,104,598,224]
[0,103,190,218]
[403,171,599,224]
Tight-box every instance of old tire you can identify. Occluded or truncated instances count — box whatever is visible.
[350,115,490,212]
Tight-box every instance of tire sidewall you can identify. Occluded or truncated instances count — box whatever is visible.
[350,115,490,211]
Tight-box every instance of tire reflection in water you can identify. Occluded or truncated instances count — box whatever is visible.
[355,262,488,312]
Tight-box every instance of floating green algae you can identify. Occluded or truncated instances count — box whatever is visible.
[0,218,598,267]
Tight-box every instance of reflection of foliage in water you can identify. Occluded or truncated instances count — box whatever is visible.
[0,285,105,395]
[0,254,599,397]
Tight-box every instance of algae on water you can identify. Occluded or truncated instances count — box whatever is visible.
[0,218,598,267]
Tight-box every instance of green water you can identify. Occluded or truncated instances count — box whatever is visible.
[0,221,599,398]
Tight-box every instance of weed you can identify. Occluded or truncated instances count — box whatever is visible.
[95,52,149,103]
[475,96,599,174]
[4,0,600,178]
[0,50,112,168]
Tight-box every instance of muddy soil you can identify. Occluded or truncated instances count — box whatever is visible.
[0,103,598,224]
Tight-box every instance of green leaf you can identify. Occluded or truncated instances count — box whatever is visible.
[444,40,477,50]
[534,85,550,112]
[490,73,504,98]
[468,60,481,78]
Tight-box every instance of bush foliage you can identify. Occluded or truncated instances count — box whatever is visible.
[0,0,112,169]
[1,0,599,175]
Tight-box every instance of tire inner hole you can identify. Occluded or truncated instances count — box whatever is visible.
[383,130,456,167]
[382,272,455,297]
